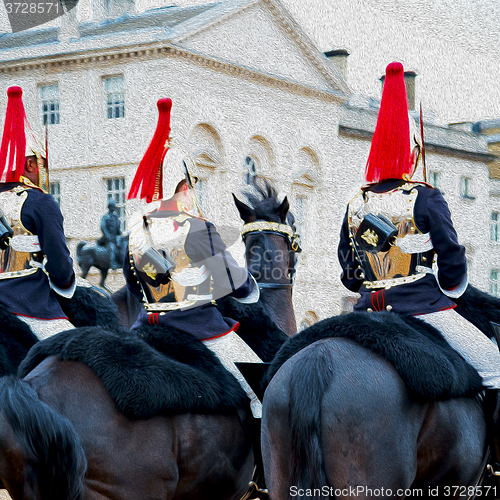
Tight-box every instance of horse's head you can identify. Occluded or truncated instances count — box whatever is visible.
[232,179,301,292]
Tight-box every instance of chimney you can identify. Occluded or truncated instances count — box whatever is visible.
[92,0,136,21]
[380,70,417,111]
[59,0,79,42]
[324,49,349,80]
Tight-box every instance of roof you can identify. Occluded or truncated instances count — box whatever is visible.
[339,104,494,161]
[0,3,218,51]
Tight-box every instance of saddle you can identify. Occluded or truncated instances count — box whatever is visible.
[265,311,483,400]
[18,325,249,418]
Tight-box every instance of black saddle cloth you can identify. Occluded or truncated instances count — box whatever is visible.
[18,325,248,419]
[265,311,483,400]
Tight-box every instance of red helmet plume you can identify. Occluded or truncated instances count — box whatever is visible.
[0,86,27,182]
[128,98,172,203]
[365,62,412,183]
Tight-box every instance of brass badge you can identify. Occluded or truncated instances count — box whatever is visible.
[143,263,157,280]
[361,229,378,247]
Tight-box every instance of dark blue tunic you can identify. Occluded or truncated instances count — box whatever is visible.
[124,211,255,340]
[0,183,75,320]
[338,180,467,316]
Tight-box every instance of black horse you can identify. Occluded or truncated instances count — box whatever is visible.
[233,180,301,337]
[261,285,500,499]
[111,179,301,334]
[76,235,128,290]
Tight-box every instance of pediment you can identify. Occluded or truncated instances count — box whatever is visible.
[172,0,349,95]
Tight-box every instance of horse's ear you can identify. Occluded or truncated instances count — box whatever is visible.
[278,196,290,223]
[232,194,255,223]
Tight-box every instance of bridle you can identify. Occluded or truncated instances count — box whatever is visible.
[241,220,302,290]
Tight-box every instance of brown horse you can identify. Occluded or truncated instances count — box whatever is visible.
[0,285,120,500]
[0,191,293,500]
[19,357,253,500]
[0,320,259,500]
[261,287,500,499]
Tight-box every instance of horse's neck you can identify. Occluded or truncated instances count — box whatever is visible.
[259,289,297,336]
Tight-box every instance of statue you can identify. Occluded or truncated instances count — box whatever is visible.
[76,200,128,291]
[97,200,122,269]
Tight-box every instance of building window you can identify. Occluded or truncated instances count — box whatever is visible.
[104,75,125,119]
[244,156,258,184]
[492,212,500,242]
[299,319,311,331]
[294,194,307,247]
[491,269,499,297]
[105,177,126,231]
[460,177,474,200]
[194,177,208,213]
[429,171,439,190]
[40,84,60,125]
[49,181,61,206]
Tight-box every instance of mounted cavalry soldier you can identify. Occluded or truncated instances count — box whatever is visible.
[338,62,500,462]
[0,86,75,340]
[98,198,122,269]
[124,98,263,419]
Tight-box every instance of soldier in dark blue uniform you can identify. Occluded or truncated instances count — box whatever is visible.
[338,62,500,461]
[125,98,262,417]
[0,86,75,339]
[338,62,500,387]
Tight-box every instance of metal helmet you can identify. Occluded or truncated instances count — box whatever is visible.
[161,143,204,218]
[128,98,204,217]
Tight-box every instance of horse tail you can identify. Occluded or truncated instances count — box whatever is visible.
[288,341,333,499]
[0,376,86,500]
[76,241,86,257]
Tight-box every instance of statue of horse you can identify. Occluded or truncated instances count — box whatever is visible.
[76,235,128,291]
[260,285,500,499]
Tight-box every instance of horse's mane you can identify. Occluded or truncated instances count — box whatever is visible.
[452,284,500,339]
[0,376,86,500]
[241,178,296,229]
[215,296,288,362]
[239,179,298,280]
[58,286,120,330]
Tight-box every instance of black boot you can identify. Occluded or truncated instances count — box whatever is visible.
[247,417,269,500]
[484,389,500,484]
[236,409,268,500]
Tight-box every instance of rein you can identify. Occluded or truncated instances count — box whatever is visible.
[241,220,301,290]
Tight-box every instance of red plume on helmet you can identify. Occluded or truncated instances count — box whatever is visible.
[128,98,172,203]
[0,86,28,182]
[365,62,412,183]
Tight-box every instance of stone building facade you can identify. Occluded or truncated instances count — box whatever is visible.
[0,0,497,329]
